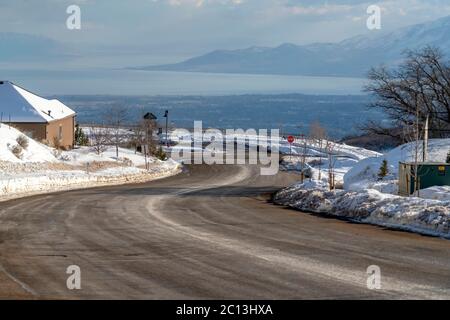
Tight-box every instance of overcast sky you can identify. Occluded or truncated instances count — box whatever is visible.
[2,0,450,65]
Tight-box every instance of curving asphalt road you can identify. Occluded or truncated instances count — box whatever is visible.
[0,164,450,299]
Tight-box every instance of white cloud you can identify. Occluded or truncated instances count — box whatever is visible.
[1,0,450,67]
[156,0,243,7]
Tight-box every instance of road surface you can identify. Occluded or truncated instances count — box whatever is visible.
[0,164,450,299]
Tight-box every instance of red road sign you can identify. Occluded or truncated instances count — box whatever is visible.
[287,136,295,144]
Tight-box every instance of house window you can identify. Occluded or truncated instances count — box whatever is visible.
[24,131,34,139]
[59,125,63,141]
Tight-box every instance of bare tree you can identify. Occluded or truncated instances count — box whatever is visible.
[364,46,450,140]
[142,117,158,155]
[309,121,327,180]
[325,140,337,191]
[310,121,327,142]
[89,125,108,155]
[104,106,129,159]
[402,126,421,196]
[130,123,145,154]
[131,117,159,170]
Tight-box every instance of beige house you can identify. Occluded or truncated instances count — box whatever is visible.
[0,81,76,149]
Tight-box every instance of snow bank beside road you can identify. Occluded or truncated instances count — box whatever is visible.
[0,160,181,202]
[420,186,450,202]
[276,138,450,238]
[274,183,450,238]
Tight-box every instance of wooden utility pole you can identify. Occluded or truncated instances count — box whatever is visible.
[413,105,420,196]
[301,134,307,184]
[318,138,323,180]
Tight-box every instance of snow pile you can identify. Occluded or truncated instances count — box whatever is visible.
[274,184,450,238]
[344,139,450,193]
[0,124,57,163]
[420,186,450,202]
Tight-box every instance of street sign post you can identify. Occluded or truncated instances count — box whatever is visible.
[287,136,295,144]
[287,136,294,159]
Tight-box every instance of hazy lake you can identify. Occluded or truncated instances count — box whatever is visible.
[3,68,376,138]
[2,68,365,96]
[60,94,382,139]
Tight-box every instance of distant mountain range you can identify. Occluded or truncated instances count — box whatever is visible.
[135,15,450,77]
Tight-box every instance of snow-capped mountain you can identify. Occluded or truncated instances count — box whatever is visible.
[138,15,450,77]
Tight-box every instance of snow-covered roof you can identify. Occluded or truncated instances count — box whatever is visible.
[0,81,75,123]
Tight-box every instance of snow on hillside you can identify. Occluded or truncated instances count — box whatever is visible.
[0,124,181,202]
[344,139,450,193]
[0,124,56,163]
[279,138,381,187]
[61,146,156,167]
[281,138,380,161]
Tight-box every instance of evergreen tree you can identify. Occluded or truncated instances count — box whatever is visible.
[75,124,89,146]
[378,159,389,180]
[446,150,450,164]
[154,146,167,161]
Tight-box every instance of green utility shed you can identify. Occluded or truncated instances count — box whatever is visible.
[398,162,450,196]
